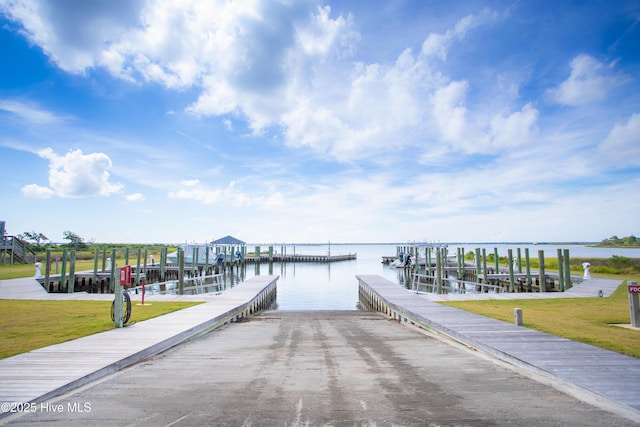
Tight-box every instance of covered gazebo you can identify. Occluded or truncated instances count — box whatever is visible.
[211,235,246,246]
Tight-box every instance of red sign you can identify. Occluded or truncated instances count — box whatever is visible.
[120,265,131,287]
[629,285,640,294]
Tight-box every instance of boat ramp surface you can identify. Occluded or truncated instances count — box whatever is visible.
[0,275,639,425]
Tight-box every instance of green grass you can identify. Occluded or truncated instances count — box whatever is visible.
[441,274,640,359]
[0,300,202,359]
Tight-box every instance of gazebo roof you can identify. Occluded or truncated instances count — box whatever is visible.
[211,235,246,245]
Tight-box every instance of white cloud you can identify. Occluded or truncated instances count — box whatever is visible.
[126,193,145,202]
[547,54,630,106]
[598,113,640,167]
[488,103,539,149]
[0,99,71,124]
[22,148,123,198]
[0,1,511,162]
[167,179,283,208]
[421,9,497,60]
[20,184,55,199]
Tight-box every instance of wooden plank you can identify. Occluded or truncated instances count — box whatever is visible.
[0,275,278,412]
[356,274,640,417]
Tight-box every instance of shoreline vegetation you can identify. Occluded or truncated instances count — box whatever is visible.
[1,243,639,360]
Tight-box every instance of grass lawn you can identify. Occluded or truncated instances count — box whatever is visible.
[0,299,202,359]
[441,275,640,359]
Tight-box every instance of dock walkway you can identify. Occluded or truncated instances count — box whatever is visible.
[0,275,278,415]
[357,275,640,420]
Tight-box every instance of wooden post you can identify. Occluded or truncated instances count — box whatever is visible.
[494,247,499,274]
[538,250,546,292]
[178,248,184,294]
[192,247,198,276]
[92,248,99,290]
[269,246,273,262]
[482,248,488,285]
[436,247,442,294]
[135,248,141,286]
[102,247,107,272]
[563,249,572,290]
[143,248,148,280]
[557,249,565,291]
[204,246,210,275]
[475,248,481,282]
[60,248,67,292]
[44,249,51,292]
[255,246,260,263]
[517,248,522,273]
[124,247,130,266]
[113,265,123,328]
[68,250,76,293]
[525,248,531,289]
[109,249,117,292]
[508,249,515,292]
[427,247,432,276]
[160,247,167,282]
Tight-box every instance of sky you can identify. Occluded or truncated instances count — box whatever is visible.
[0,0,639,245]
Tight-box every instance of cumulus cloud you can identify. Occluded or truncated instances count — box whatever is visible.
[598,113,640,167]
[0,1,531,162]
[21,148,123,198]
[547,54,630,106]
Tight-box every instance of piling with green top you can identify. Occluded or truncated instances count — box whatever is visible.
[135,248,141,286]
[178,248,184,294]
[508,249,515,292]
[109,249,117,292]
[68,250,76,293]
[92,248,99,288]
[160,247,167,282]
[60,248,67,292]
[557,249,565,291]
[563,249,572,290]
[436,247,442,294]
[525,248,531,288]
[538,250,546,292]
[102,248,107,272]
[482,249,488,283]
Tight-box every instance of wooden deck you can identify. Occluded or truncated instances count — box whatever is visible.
[0,275,278,415]
[357,275,640,419]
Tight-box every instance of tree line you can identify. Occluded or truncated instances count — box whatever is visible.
[17,230,89,251]
[596,235,639,247]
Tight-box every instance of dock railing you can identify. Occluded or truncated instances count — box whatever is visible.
[411,272,504,295]
[128,273,225,296]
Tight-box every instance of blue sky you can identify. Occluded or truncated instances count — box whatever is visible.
[1,0,639,244]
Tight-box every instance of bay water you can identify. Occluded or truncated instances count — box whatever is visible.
[229,243,640,310]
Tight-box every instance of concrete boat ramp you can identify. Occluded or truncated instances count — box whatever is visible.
[1,274,639,424]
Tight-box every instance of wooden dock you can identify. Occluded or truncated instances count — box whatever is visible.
[0,275,278,413]
[357,275,640,419]
[34,253,355,294]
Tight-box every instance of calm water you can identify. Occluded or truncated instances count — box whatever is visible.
[226,243,640,310]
